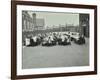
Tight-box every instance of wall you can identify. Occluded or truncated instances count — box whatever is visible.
[0,0,99,80]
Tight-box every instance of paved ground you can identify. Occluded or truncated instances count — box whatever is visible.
[22,38,89,69]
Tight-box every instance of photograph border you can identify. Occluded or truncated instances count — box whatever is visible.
[11,1,97,80]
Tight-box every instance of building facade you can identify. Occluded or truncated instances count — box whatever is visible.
[22,11,34,31]
[79,14,89,37]
[65,26,79,32]
[22,11,45,31]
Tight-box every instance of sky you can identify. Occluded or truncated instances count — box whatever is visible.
[28,11,79,28]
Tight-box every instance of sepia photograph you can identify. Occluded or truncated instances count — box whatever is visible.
[22,11,89,69]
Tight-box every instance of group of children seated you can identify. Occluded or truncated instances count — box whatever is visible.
[23,32,71,47]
